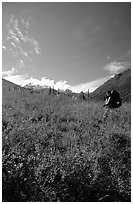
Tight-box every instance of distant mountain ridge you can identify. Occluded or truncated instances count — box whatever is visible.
[90,69,131,102]
[2,68,131,103]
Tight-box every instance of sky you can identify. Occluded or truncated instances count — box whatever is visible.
[2,2,131,92]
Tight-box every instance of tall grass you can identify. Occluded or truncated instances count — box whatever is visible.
[2,94,131,201]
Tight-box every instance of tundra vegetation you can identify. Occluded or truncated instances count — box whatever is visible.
[2,87,131,202]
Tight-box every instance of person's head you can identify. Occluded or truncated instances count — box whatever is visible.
[106,91,111,97]
[111,90,118,97]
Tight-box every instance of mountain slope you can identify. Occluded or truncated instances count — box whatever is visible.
[2,77,131,202]
[2,78,52,105]
[2,79,30,106]
[2,68,131,105]
[90,69,131,102]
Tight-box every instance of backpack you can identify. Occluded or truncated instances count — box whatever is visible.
[109,90,122,108]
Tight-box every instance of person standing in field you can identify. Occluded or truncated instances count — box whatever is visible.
[103,90,122,120]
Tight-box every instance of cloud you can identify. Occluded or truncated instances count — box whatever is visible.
[54,80,71,91]
[40,77,55,88]
[22,77,70,91]
[2,58,25,79]
[20,36,41,56]
[3,73,71,91]
[104,61,130,74]
[22,77,40,87]
[3,72,113,93]
[3,74,28,86]
[2,67,18,77]
[7,35,20,45]
[3,13,41,70]
[71,76,112,93]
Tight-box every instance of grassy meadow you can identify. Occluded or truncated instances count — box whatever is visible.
[2,91,131,202]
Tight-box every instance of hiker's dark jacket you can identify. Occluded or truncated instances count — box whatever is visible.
[104,90,122,109]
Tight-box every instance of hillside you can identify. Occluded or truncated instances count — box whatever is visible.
[2,79,57,107]
[2,79,51,101]
[90,69,131,102]
[2,77,131,202]
[2,68,131,107]
[2,79,28,105]
[2,78,89,104]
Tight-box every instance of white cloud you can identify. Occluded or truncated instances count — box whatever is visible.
[2,67,18,77]
[40,77,55,88]
[21,36,41,55]
[21,77,41,87]
[18,46,29,58]
[3,74,28,86]
[22,77,70,91]
[7,35,20,44]
[3,74,71,91]
[15,27,23,38]
[3,73,112,93]
[4,14,41,68]
[104,60,130,74]
[54,80,71,91]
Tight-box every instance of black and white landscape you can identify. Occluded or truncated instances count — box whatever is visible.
[2,2,131,202]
